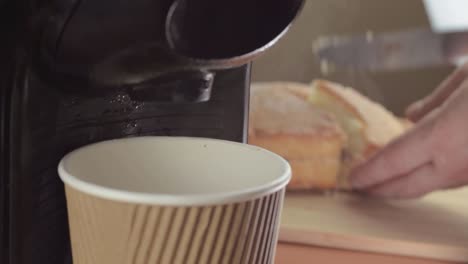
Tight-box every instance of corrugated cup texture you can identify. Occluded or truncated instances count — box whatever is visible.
[65,186,285,264]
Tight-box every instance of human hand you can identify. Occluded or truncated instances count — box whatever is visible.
[349,64,468,199]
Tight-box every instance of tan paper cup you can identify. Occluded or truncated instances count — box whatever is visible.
[58,136,291,264]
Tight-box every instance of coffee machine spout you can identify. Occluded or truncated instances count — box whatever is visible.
[166,0,305,68]
[89,0,305,102]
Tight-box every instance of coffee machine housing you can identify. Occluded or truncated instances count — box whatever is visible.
[0,0,304,263]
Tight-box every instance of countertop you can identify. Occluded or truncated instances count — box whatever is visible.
[275,243,459,264]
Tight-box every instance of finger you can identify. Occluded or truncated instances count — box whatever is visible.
[445,170,468,191]
[406,66,468,122]
[364,163,438,199]
[349,118,434,190]
[365,163,468,199]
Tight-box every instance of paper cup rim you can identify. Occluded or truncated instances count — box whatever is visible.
[58,136,291,206]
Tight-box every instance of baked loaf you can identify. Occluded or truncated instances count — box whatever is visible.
[248,82,347,190]
[248,80,409,190]
[307,79,408,187]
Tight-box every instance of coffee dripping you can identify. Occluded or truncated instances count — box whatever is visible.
[0,0,304,263]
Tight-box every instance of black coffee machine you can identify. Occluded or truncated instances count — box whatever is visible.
[0,0,303,263]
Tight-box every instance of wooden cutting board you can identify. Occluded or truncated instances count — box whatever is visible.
[278,187,468,263]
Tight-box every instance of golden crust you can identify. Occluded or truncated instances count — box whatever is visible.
[249,134,344,190]
[287,159,340,190]
[248,82,347,190]
[310,79,410,177]
[248,134,343,160]
[249,82,345,136]
[312,79,406,150]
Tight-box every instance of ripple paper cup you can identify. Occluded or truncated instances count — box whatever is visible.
[58,137,291,264]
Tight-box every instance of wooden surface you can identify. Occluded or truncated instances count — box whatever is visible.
[279,187,468,262]
[275,243,459,264]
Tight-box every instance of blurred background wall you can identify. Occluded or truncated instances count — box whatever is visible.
[251,0,454,115]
